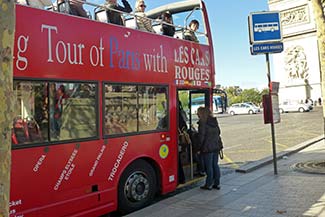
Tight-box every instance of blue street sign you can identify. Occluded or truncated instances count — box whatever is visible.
[251,42,284,55]
[249,11,282,44]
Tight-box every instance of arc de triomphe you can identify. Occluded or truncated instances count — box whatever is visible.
[269,0,322,104]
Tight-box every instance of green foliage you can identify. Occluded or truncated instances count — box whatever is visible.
[178,91,189,110]
[224,86,268,106]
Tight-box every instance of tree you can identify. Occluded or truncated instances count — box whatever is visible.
[224,86,243,105]
[224,86,266,106]
[0,1,15,217]
[311,0,325,134]
[241,88,263,105]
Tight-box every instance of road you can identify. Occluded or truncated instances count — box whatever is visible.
[217,106,324,169]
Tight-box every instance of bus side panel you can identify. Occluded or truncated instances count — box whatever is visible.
[10,132,178,216]
[10,140,116,216]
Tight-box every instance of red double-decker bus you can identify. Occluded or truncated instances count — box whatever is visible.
[10,0,218,216]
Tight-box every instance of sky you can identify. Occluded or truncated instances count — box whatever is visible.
[90,0,270,89]
[207,0,270,89]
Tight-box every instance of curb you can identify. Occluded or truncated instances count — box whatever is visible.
[235,135,325,173]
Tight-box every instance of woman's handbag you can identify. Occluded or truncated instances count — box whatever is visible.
[178,127,191,148]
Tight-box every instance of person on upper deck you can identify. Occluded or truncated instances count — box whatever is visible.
[134,0,155,33]
[68,0,88,18]
[161,11,175,37]
[104,0,132,26]
[184,19,199,43]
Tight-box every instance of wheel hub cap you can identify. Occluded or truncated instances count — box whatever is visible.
[125,172,150,202]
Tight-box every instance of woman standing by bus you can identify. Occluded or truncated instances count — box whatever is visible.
[197,107,221,190]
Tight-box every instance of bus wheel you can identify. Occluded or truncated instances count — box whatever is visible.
[118,159,157,214]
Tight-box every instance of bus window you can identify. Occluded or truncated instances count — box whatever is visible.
[12,81,48,145]
[104,84,137,135]
[191,96,205,114]
[49,82,97,141]
[104,84,168,136]
[138,86,168,131]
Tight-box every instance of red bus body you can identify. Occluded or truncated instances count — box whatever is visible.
[11,2,215,216]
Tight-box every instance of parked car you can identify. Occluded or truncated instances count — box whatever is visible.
[244,102,261,112]
[279,101,311,113]
[228,103,260,115]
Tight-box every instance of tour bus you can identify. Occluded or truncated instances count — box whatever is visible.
[10,0,218,216]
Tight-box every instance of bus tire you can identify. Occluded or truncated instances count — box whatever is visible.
[118,159,157,214]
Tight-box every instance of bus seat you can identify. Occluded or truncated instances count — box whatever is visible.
[28,0,52,9]
[95,9,108,23]
[153,24,162,34]
[12,117,30,144]
[57,0,71,14]
[175,30,183,39]
[125,17,136,29]
[16,0,29,5]
[12,129,19,145]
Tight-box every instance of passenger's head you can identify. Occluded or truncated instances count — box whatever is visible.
[58,85,65,96]
[197,107,211,122]
[162,11,172,23]
[107,0,117,5]
[135,0,146,12]
[189,19,199,31]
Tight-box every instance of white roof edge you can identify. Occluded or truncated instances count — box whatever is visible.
[146,0,202,19]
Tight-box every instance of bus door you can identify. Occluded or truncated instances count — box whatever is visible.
[188,90,209,180]
[177,89,209,185]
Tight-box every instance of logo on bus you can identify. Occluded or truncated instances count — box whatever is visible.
[159,144,169,159]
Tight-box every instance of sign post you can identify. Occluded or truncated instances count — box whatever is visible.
[249,11,283,175]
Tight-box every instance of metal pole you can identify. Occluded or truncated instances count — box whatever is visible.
[266,53,278,175]
[190,143,193,179]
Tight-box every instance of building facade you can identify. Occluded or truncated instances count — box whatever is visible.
[269,0,322,105]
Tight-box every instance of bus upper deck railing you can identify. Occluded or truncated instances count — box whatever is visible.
[15,0,208,44]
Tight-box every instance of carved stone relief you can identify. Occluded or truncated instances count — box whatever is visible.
[281,5,309,27]
[284,45,309,81]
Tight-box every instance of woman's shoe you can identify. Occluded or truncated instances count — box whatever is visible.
[212,185,220,190]
[200,185,212,190]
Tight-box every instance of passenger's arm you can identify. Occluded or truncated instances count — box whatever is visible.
[118,0,132,13]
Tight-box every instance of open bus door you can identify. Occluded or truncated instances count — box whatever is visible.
[177,89,209,186]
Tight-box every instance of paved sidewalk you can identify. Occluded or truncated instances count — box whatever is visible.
[127,138,325,217]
